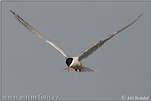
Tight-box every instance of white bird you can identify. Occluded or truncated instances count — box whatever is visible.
[10,10,142,72]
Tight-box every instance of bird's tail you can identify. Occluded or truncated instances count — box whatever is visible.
[62,67,99,72]
[81,66,99,72]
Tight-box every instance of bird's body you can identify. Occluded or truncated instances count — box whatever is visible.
[65,57,95,72]
[69,57,81,68]
[10,10,142,72]
[67,57,82,72]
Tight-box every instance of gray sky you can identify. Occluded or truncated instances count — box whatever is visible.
[2,1,150,100]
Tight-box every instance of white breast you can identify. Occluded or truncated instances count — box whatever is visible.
[70,57,82,67]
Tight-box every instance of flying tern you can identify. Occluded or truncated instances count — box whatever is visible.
[10,10,142,72]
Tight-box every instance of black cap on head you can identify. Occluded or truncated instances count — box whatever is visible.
[66,58,73,66]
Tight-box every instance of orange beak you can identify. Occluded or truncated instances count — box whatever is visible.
[68,66,70,72]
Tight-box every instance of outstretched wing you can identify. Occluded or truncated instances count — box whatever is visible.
[78,14,143,61]
[10,10,70,58]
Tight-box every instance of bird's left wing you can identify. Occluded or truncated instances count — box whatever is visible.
[10,10,70,58]
[78,13,143,61]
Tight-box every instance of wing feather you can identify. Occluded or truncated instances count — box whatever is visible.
[10,10,70,58]
[78,13,143,61]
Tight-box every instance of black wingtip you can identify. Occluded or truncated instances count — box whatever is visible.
[10,10,15,14]
[139,13,143,18]
[141,13,143,16]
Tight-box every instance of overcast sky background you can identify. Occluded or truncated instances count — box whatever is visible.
[1,1,150,100]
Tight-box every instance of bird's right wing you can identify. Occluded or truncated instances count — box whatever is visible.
[78,13,143,61]
[10,10,70,58]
